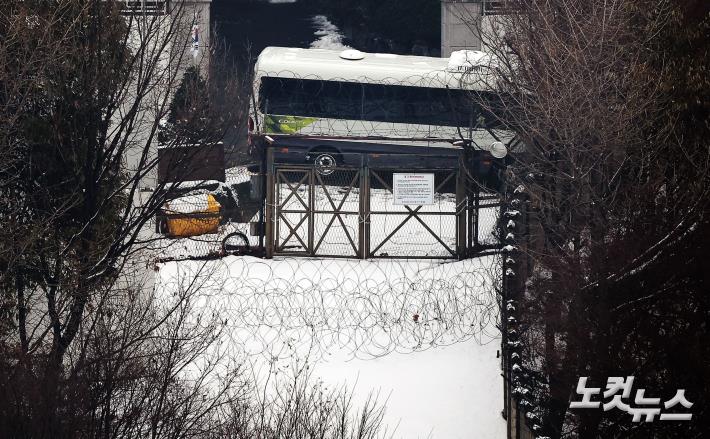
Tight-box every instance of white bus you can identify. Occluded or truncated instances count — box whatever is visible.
[250,47,513,173]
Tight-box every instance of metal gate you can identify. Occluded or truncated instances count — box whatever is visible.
[265,150,500,259]
[270,164,362,257]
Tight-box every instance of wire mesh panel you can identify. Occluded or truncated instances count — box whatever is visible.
[367,168,460,259]
[311,167,361,257]
[274,168,311,254]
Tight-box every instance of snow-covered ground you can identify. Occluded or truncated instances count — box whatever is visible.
[156,256,505,438]
[316,337,504,439]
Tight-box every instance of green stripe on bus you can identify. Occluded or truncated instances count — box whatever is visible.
[264,115,318,134]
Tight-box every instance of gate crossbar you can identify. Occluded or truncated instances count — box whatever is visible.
[368,170,457,257]
[275,170,310,252]
[313,171,360,256]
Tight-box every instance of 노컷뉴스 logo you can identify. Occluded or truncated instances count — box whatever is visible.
[570,376,693,422]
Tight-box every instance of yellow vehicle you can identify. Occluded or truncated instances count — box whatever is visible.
[163,193,222,238]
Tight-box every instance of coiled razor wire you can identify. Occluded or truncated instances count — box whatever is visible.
[156,256,501,362]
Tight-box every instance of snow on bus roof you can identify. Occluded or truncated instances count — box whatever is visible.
[255,47,494,90]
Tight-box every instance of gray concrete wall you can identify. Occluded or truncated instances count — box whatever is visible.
[441,1,483,57]
[121,1,212,190]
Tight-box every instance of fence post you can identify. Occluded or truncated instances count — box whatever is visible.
[265,147,275,258]
[362,156,371,259]
[473,186,480,248]
[455,166,467,258]
[307,169,315,256]
[501,172,539,439]
[358,164,363,259]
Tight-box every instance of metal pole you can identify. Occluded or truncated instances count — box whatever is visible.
[265,147,275,258]
[456,167,467,259]
[358,155,371,259]
[307,169,315,256]
[473,186,480,249]
[258,140,267,252]
[363,155,371,258]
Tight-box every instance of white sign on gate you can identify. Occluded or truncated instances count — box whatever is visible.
[393,173,435,206]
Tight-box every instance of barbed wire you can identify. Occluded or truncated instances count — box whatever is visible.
[156,254,502,364]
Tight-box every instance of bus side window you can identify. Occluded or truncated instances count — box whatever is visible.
[259,76,504,129]
[412,88,453,126]
[319,80,362,120]
[260,77,363,120]
[362,83,406,123]
[475,91,505,129]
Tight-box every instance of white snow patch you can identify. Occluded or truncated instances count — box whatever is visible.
[317,337,504,439]
[310,15,350,50]
[165,193,213,214]
[225,166,252,185]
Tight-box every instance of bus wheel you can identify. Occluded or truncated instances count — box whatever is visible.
[313,152,337,175]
